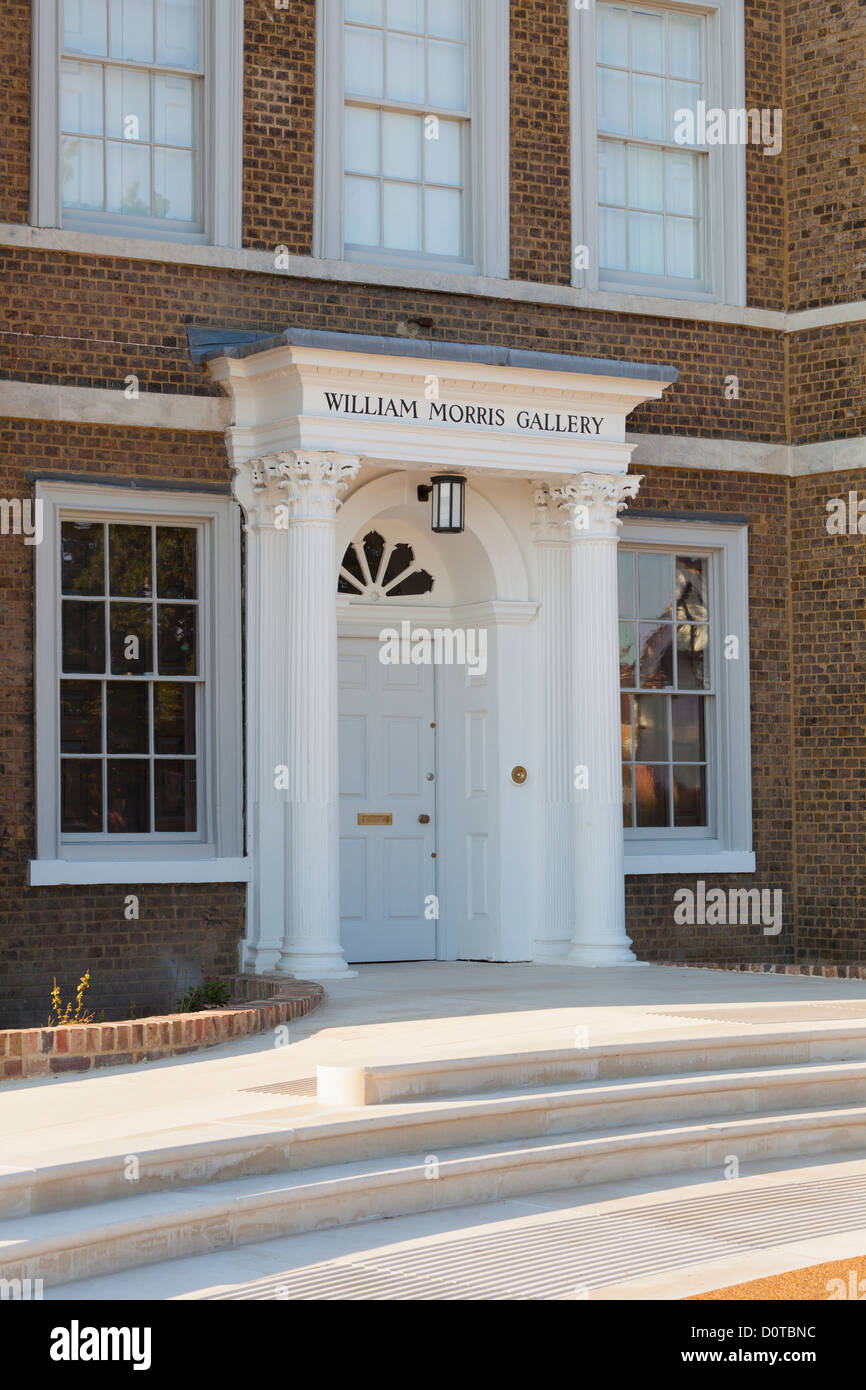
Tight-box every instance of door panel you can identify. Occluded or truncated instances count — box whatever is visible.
[338,636,436,961]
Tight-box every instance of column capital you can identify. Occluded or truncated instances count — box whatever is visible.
[233,451,361,527]
[551,472,642,540]
[531,482,573,543]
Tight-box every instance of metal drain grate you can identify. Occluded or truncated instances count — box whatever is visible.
[203,1170,866,1300]
[652,1001,866,1025]
[241,1077,318,1098]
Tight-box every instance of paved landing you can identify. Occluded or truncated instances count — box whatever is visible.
[5,962,866,1175]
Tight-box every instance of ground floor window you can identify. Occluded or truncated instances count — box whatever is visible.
[619,549,710,829]
[60,518,200,835]
[32,481,242,876]
[618,516,754,874]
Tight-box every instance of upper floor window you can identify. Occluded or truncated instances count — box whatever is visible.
[31,0,244,247]
[61,0,202,234]
[570,0,746,304]
[597,4,706,289]
[317,0,509,277]
[343,0,468,262]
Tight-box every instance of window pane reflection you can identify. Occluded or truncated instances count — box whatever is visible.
[619,546,710,831]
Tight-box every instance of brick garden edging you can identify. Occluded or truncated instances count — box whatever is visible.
[0,978,324,1081]
[661,962,866,980]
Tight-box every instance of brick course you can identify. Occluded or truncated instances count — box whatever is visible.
[0,978,324,1081]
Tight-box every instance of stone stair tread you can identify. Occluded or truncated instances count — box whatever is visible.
[12,1053,866,1166]
[5,1097,866,1261]
[5,1055,866,1199]
[309,1056,866,1121]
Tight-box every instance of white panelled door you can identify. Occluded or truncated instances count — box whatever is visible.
[338,636,437,961]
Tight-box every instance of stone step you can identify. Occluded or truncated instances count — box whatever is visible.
[316,1022,866,1104]
[7,1057,866,1219]
[5,1102,866,1287]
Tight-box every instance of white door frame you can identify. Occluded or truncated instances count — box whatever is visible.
[337,612,444,960]
[337,596,537,962]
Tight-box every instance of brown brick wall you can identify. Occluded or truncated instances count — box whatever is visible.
[242,0,316,255]
[0,246,791,439]
[788,467,866,962]
[1,0,859,315]
[0,420,244,1030]
[785,0,866,311]
[509,1,572,285]
[744,0,787,311]
[627,462,866,968]
[0,0,863,996]
[0,0,30,227]
[625,465,796,964]
[788,322,866,444]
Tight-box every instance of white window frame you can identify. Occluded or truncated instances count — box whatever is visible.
[570,0,746,305]
[30,481,245,886]
[315,0,509,278]
[30,0,244,247]
[620,516,755,874]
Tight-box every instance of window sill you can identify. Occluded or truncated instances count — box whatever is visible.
[624,851,756,876]
[62,211,209,246]
[28,858,250,886]
[597,277,716,304]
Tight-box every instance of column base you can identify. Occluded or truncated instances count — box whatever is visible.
[241,946,284,975]
[278,950,359,981]
[563,940,648,968]
[532,945,573,964]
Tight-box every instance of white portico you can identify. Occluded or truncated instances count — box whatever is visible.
[203,328,677,980]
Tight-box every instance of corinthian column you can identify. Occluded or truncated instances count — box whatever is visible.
[551,472,643,967]
[531,484,574,962]
[236,449,360,981]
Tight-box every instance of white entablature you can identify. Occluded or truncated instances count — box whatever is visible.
[205,331,678,478]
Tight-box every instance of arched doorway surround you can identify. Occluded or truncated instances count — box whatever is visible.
[336,475,537,963]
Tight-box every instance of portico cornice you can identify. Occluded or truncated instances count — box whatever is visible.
[208,333,677,480]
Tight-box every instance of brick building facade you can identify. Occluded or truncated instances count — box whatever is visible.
[0,0,863,1027]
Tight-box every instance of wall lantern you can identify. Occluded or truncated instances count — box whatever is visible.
[417,475,466,534]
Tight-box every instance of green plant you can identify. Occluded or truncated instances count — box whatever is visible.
[48,971,96,1027]
[175,977,230,1014]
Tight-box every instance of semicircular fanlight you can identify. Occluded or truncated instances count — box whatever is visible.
[338,530,434,600]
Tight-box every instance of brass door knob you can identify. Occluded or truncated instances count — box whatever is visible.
[418,814,430,824]
[511,765,528,784]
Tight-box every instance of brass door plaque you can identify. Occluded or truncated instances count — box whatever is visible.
[358,813,393,826]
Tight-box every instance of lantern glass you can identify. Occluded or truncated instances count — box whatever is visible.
[430,474,466,533]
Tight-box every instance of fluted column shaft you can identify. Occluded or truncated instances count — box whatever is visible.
[532,487,574,961]
[552,473,643,967]
[282,509,343,974]
[235,450,360,981]
[232,462,288,973]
